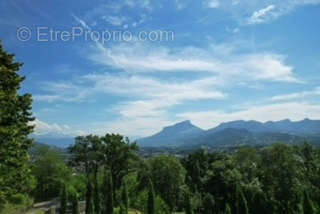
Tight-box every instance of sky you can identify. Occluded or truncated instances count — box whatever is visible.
[1,0,320,138]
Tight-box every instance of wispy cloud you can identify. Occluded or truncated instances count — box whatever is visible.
[32,119,85,137]
[84,0,153,28]
[102,15,127,26]
[249,5,276,24]
[84,73,225,101]
[205,0,220,8]
[175,0,187,10]
[89,42,301,83]
[34,82,91,103]
[72,14,91,30]
[203,0,320,24]
[271,87,320,101]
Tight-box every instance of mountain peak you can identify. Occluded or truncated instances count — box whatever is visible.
[171,120,191,127]
[162,120,199,132]
[138,120,204,147]
[138,118,320,148]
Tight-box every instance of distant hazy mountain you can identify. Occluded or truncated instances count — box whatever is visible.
[197,128,310,148]
[34,136,74,148]
[207,118,320,135]
[138,120,205,147]
[34,118,320,148]
[138,119,320,148]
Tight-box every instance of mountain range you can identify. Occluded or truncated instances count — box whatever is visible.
[137,119,320,148]
[34,118,320,148]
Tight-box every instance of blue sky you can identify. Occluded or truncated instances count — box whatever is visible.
[1,0,320,138]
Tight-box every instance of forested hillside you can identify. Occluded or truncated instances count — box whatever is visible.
[25,138,320,214]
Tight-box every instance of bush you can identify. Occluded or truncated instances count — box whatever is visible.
[0,194,33,214]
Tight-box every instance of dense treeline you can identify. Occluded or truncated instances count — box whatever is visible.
[66,136,320,214]
[29,137,320,214]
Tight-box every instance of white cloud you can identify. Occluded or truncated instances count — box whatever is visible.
[178,102,320,129]
[34,82,90,103]
[249,5,276,24]
[89,42,301,83]
[84,73,225,101]
[32,119,85,137]
[85,0,152,23]
[72,14,91,30]
[34,72,226,136]
[206,0,220,8]
[271,87,320,101]
[205,0,320,24]
[102,15,127,26]
[175,0,187,10]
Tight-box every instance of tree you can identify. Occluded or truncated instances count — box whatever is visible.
[94,171,101,214]
[69,135,103,213]
[60,185,67,214]
[102,134,139,195]
[259,144,305,213]
[235,185,249,214]
[31,144,71,201]
[225,203,232,214]
[0,41,35,207]
[184,192,193,214]
[147,179,155,214]
[251,191,269,214]
[104,173,114,214]
[85,179,94,214]
[71,193,80,214]
[149,156,186,212]
[203,193,215,214]
[182,149,210,193]
[121,181,129,214]
[303,191,315,214]
[204,157,241,212]
[119,204,126,214]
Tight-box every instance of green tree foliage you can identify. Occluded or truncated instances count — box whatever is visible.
[121,181,129,214]
[234,146,260,182]
[303,190,316,214]
[235,185,249,214]
[102,134,139,194]
[85,179,94,214]
[149,155,186,212]
[69,134,139,208]
[181,143,320,213]
[225,203,232,214]
[147,179,155,214]
[60,185,67,214]
[250,191,269,214]
[71,193,80,214]
[66,133,320,214]
[184,192,193,214]
[259,144,305,213]
[204,157,242,212]
[31,144,71,201]
[104,173,114,214]
[0,41,35,208]
[182,150,211,193]
[203,193,215,214]
[119,204,126,214]
[94,172,101,214]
